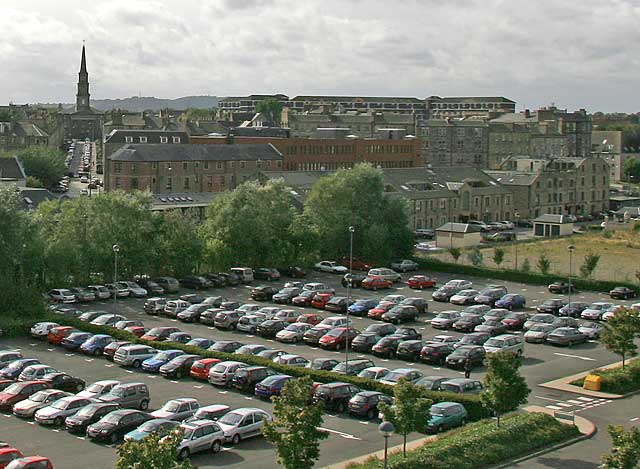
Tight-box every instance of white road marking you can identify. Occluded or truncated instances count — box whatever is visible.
[218,391,228,394]
[577,397,593,401]
[567,400,583,405]
[104,364,114,368]
[193,385,204,389]
[52,429,60,432]
[534,395,563,403]
[317,427,362,440]
[65,353,74,357]
[4,414,12,418]
[432,367,441,370]
[244,397,253,400]
[27,421,35,425]
[47,348,55,352]
[84,359,94,362]
[125,370,134,373]
[76,437,85,440]
[359,421,369,425]
[556,403,573,408]
[553,353,596,361]
[631,417,639,422]
[171,380,179,384]
[546,405,562,410]
[30,343,38,346]
[148,376,157,379]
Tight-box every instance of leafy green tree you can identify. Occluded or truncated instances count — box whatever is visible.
[153,211,203,277]
[600,308,640,367]
[521,257,531,272]
[200,179,299,269]
[183,108,215,121]
[493,247,505,267]
[601,425,640,469]
[448,247,461,263]
[579,252,601,279]
[13,147,67,188]
[263,376,328,469]
[378,380,432,456]
[302,164,413,264]
[115,428,195,469]
[255,98,283,125]
[537,253,551,274]
[480,351,530,426]
[0,109,14,121]
[468,248,483,266]
[25,176,43,188]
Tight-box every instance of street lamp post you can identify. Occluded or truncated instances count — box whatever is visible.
[514,211,520,270]
[112,244,120,314]
[568,245,575,306]
[345,226,355,368]
[378,421,395,469]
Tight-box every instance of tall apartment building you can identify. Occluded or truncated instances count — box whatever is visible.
[420,119,489,168]
[426,96,515,119]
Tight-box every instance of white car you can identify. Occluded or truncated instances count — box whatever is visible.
[30,322,59,339]
[172,420,225,459]
[34,396,94,426]
[216,408,273,444]
[48,289,76,303]
[151,398,199,421]
[444,279,473,290]
[77,380,121,399]
[275,323,312,343]
[581,302,613,320]
[390,260,419,272]
[117,281,147,298]
[87,285,111,300]
[367,268,402,283]
[314,261,348,274]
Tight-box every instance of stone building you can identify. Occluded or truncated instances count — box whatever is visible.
[420,119,489,168]
[426,96,515,119]
[591,130,625,181]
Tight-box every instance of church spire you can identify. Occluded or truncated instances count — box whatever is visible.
[80,43,87,74]
[76,42,90,112]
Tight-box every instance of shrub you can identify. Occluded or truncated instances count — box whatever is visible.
[492,248,505,267]
[448,248,461,263]
[521,258,531,273]
[572,358,640,394]
[579,252,601,279]
[536,253,551,275]
[467,249,483,267]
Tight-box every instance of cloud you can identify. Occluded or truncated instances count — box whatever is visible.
[0,0,638,111]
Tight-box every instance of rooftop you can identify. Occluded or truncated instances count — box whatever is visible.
[109,143,283,163]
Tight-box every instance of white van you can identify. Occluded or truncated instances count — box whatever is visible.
[303,282,335,294]
[230,268,254,283]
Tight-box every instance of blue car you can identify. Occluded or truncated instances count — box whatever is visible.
[254,374,294,399]
[124,418,178,442]
[0,358,40,379]
[141,349,185,373]
[60,332,94,350]
[348,299,378,317]
[80,334,114,356]
[494,294,526,310]
[426,402,468,433]
[185,338,215,349]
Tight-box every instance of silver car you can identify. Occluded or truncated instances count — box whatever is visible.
[77,380,121,400]
[113,344,158,368]
[34,396,94,426]
[208,361,248,387]
[12,389,71,418]
[18,364,57,382]
[275,323,312,343]
[117,281,147,298]
[216,407,273,444]
[151,398,199,421]
[173,419,225,459]
[88,285,111,300]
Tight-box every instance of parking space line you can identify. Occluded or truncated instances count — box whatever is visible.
[556,403,572,408]
[170,380,179,384]
[84,359,93,362]
[553,353,596,361]
[545,405,562,410]
[30,343,38,347]
[47,348,55,352]
[244,397,253,400]
[104,364,114,367]
[65,353,75,357]
[567,400,582,405]
[125,370,134,373]
[359,421,369,425]
[218,391,228,394]
[27,421,35,425]
[193,385,203,389]
[52,429,60,432]
[631,417,639,422]
[76,437,85,440]
[4,414,12,418]
[577,397,593,401]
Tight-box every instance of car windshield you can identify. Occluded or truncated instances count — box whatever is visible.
[146,329,163,337]
[529,325,549,332]
[110,386,127,397]
[484,338,504,347]
[4,383,27,394]
[140,420,164,432]
[439,383,460,393]
[102,413,122,424]
[437,312,455,319]
[324,329,343,338]
[212,364,228,373]
[359,370,377,379]
[431,407,447,416]
[162,402,181,412]
[555,329,572,336]
[590,304,609,310]
[29,391,50,403]
[351,395,370,403]
[383,372,406,382]
[86,383,106,393]
[76,404,101,417]
[582,322,598,328]
[285,324,303,332]
[280,288,297,294]
[532,315,553,323]
[52,399,71,410]
[219,412,243,425]
[311,360,331,370]
[153,352,173,361]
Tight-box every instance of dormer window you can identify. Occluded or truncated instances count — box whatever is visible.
[125,136,133,143]
[139,136,148,143]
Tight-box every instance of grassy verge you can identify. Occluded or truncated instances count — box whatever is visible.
[570,358,640,394]
[345,412,580,469]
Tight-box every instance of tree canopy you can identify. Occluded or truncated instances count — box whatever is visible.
[115,428,195,469]
[480,351,530,426]
[601,425,640,469]
[255,98,283,125]
[600,307,640,367]
[12,147,67,188]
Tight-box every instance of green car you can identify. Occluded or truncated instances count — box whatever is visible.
[426,402,467,433]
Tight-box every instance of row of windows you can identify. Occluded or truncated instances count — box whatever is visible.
[285,144,354,156]
[124,136,181,144]
[114,160,283,173]
[432,102,511,110]
[366,144,414,154]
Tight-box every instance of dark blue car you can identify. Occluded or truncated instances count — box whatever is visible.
[60,332,94,351]
[141,349,184,373]
[254,374,294,399]
[185,338,215,349]
[348,299,378,317]
[0,358,40,379]
[80,334,114,356]
[494,294,526,310]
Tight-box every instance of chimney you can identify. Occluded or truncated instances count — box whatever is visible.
[524,109,530,118]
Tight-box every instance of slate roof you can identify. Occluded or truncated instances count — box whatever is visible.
[615,206,640,216]
[104,129,189,144]
[436,222,480,233]
[291,95,423,104]
[429,96,515,104]
[485,171,539,186]
[109,144,282,162]
[534,214,572,224]
[16,121,49,137]
[151,192,218,210]
[17,188,56,210]
[0,156,27,180]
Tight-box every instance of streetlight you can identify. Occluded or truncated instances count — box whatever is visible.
[568,245,575,306]
[378,421,395,469]
[345,226,355,369]
[514,211,520,270]
[112,244,120,314]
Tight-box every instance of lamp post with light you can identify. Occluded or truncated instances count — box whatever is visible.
[112,244,120,314]
[378,421,395,469]
[568,245,575,306]
[345,226,355,368]
[514,211,520,270]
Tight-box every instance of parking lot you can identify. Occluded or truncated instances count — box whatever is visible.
[0,267,632,468]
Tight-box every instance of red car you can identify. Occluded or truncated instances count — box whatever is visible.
[0,380,13,392]
[3,457,53,469]
[190,358,221,380]
[46,326,77,345]
[318,327,359,350]
[103,341,131,361]
[291,290,316,307]
[0,448,23,469]
[367,301,396,320]
[361,277,393,291]
[0,381,49,411]
[311,293,334,309]
[296,313,323,326]
[141,326,180,342]
[124,326,147,337]
[339,257,374,271]
[407,275,437,289]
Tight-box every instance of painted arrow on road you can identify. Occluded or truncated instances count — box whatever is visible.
[553,353,596,361]
[317,427,362,440]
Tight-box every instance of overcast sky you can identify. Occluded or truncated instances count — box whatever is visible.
[1,0,638,112]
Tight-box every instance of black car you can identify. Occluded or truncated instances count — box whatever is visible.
[381,305,418,324]
[203,273,227,288]
[86,409,152,443]
[272,287,302,304]
[610,286,636,300]
[432,286,458,302]
[254,268,281,281]
[351,333,382,353]
[400,298,428,314]
[396,340,425,361]
[136,278,165,294]
[42,372,85,393]
[558,302,589,318]
[473,286,508,306]
[452,314,484,332]
[342,273,366,288]
[548,281,577,294]
[177,304,209,322]
[392,327,422,341]
[420,342,455,365]
[60,332,93,351]
[279,267,306,278]
[371,336,404,358]
[65,402,120,434]
[363,323,397,337]
[179,293,205,304]
[445,345,486,370]
[348,391,392,420]
[232,366,276,392]
[474,319,508,336]
[312,382,361,413]
[307,358,340,371]
[208,340,244,353]
[219,272,240,286]
[257,320,288,338]
[179,276,213,290]
[455,332,491,348]
[325,297,352,313]
[159,354,200,379]
[536,299,568,315]
[251,286,280,301]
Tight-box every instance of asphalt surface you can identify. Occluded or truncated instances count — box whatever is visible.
[1,268,637,468]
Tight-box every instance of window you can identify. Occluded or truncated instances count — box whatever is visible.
[172,136,181,143]
[204,162,209,170]
[217,162,223,170]
[207,176,213,189]
[125,136,133,143]
[114,162,123,173]
[183,162,188,171]
[114,177,122,189]
[152,162,158,170]
[166,177,172,190]
[184,177,190,190]
[130,178,138,189]
[130,163,136,173]
[160,136,168,143]
[139,136,147,143]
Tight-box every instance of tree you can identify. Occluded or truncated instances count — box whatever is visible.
[493,248,505,267]
[25,176,43,188]
[521,258,531,272]
[255,98,283,125]
[378,379,432,457]
[115,428,195,469]
[153,210,203,277]
[263,376,328,469]
[579,252,601,279]
[600,307,640,368]
[12,147,67,188]
[537,253,551,274]
[448,247,461,263]
[624,158,640,181]
[601,425,640,469]
[302,164,413,264]
[467,248,483,266]
[480,351,530,426]
[200,179,299,269]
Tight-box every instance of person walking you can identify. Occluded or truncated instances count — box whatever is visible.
[464,358,472,379]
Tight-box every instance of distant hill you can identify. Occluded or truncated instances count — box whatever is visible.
[73,96,219,112]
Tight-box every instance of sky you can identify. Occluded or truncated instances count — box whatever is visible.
[1,0,639,112]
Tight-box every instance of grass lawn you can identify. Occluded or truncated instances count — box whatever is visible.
[432,230,640,283]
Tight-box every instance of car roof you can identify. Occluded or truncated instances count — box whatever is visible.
[390,368,419,373]
[167,397,198,403]
[432,401,463,409]
[227,407,267,415]
[442,378,479,385]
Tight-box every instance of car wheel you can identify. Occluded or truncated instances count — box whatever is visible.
[336,402,346,413]
[335,342,341,351]
[367,409,376,420]
[132,360,141,368]
[110,433,118,445]
[211,440,222,453]
[178,448,190,460]
[437,424,444,433]
[175,370,183,379]
[139,399,149,410]
[94,348,102,356]
[54,416,63,426]
[76,383,84,392]
[231,434,241,445]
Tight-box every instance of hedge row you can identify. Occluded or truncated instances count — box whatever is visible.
[33,313,491,421]
[345,412,580,469]
[414,257,636,293]
[571,358,640,394]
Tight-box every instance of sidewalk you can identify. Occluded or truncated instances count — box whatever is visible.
[539,359,628,399]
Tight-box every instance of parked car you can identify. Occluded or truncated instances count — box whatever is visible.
[213,310,243,330]
[558,302,589,318]
[524,324,556,343]
[190,358,221,381]
[90,314,126,327]
[319,328,359,350]
[87,285,111,300]
[208,341,244,354]
[351,332,382,353]
[12,389,71,418]
[325,296,353,313]
[151,398,199,421]
[18,365,57,382]
[164,300,191,318]
[99,382,150,410]
[144,297,167,315]
[296,313,323,325]
[136,278,164,294]
[60,332,93,351]
[302,324,333,345]
[450,289,480,306]
[4,457,53,469]
[87,409,152,444]
[232,366,276,392]
[348,391,392,420]
[208,361,248,387]
[431,286,458,302]
[0,381,49,411]
[342,273,367,288]
[172,419,225,458]
[303,282,336,293]
[41,372,85,392]
[439,378,484,394]
[179,276,213,290]
[290,290,316,307]
[34,395,94,426]
[159,355,201,379]
[275,323,312,343]
[609,286,636,300]
[314,261,348,274]
[407,275,437,289]
[357,367,390,381]
[235,344,269,356]
[493,293,525,310]
[500,312,527,330]
[371,336,404,358]
[140,327,180,342]
[272,287,302,304]
[64,402,120,434]
[474,286,508,306]
[454,332,491,349]
[339,256,374,271]
[278,266,306,278]
[0,359,40,380]
[254,268,281,281]
[581,302,614,320]
[0,351,23,370]
[367,268,402,283]
[254,375,294,399]
[381,305,418,324]
[183,404,231,424]
[362,277,393,291]
[445,345,486,370]
[216,408,272,444]
[103,341,131,361]
[117,281,147,298]
[483,334,525,355]
[429,311,460,329]
[419,341,455,366]
[273,354,310,367]
[236,314,266,334]
[312,383,361,413]
[548,281,577,294]
[426,401,468,433]
[367,301,396,320]
[523,313,557,331]
[76,380,121,400]
[536,298,568,315]
[257,320,288,338]
[395,340,425,361]
[311,293,335,309]
[393,327,422,341]
[546,327,588,346]
[154,277,180,293]
[578,321,605,339]
[70,287,96,302]
[400,297,428,314]
[452,313,484,332]
[124,418,179,442]
[390,259,418,272]
[47,289,76,303]
[552,317,580,329]
[474,319,508,336]
[306,358,340,371]
[29,323,58,340]
[251,285,279,302]
[379,368,424,386]
[114,345,158,368]
[105,283,130,298]
[415,376,449,391]
[177,303,210,322]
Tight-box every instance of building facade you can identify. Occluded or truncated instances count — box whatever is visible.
[420,119,489,168]
[426,96,515,119]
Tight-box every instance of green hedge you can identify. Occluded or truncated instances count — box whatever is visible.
[571,358,640,394]
[345,412,580,469]
[414,257,636,293]
[31,313,490,421]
